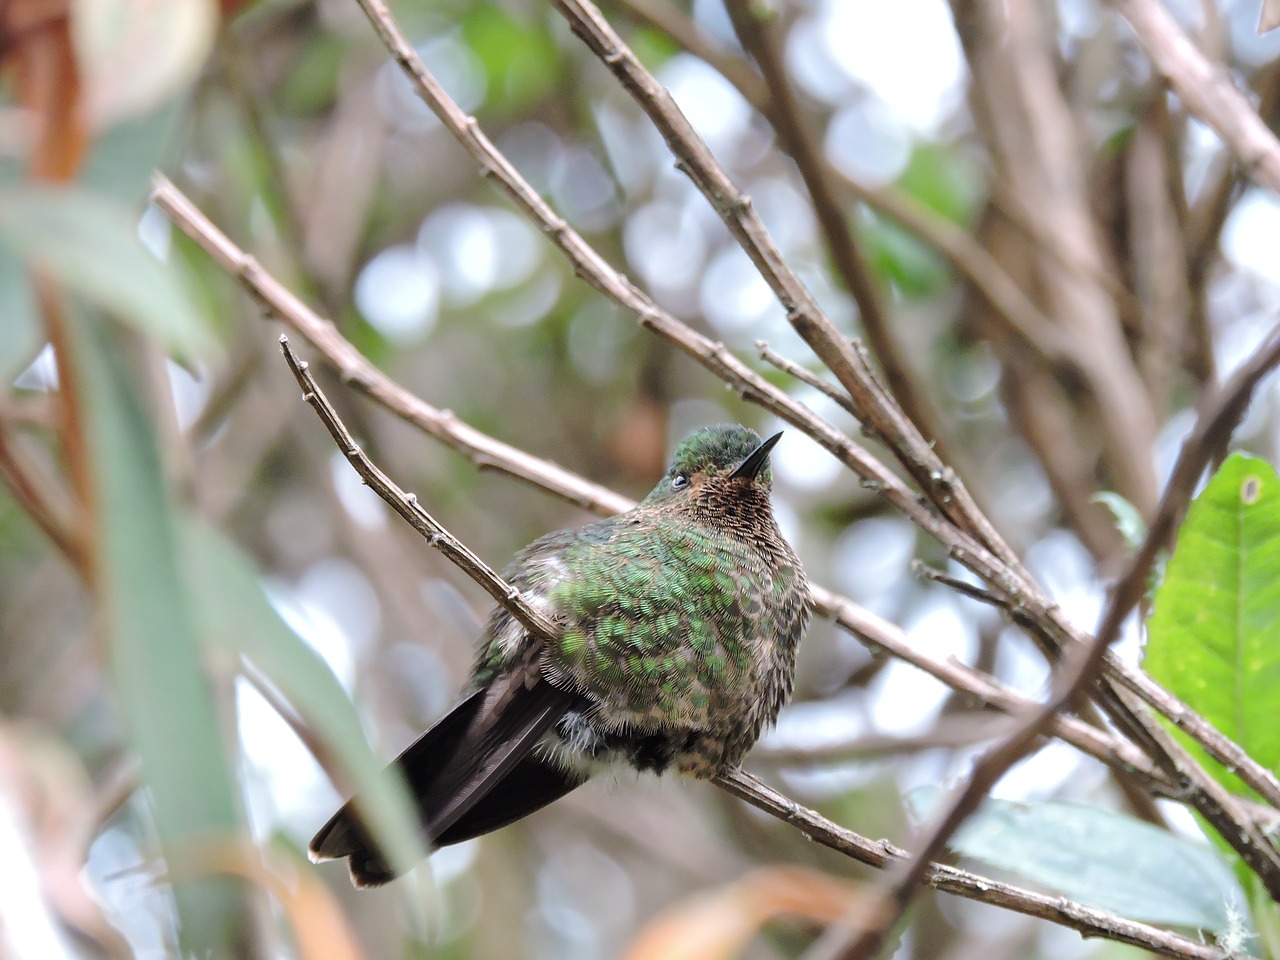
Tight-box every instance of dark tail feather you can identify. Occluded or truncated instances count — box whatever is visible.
[308,688,488,863]
[433,752,585,846]
[309,677,582,887]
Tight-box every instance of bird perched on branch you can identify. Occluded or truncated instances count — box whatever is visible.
[310,424,810,886]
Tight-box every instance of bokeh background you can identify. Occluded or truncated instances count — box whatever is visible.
[3,0,1280,957]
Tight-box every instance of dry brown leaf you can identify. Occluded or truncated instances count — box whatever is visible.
[620,866,865,960]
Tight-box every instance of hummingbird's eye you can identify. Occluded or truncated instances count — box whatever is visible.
[671,472,690,491]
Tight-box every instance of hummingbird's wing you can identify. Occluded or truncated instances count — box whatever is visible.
[309,668,583,887]
[429,749,585,846]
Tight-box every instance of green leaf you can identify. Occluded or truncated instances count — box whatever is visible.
[910,790,1246,934]
[180,518,431,885]
[1248,875,1280,959]
[0,186,215,357]
[1143,453,1280,788]
[1093,491,1148,550]
[71,318,243,952]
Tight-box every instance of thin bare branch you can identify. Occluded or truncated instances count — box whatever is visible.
[608,0,768,107]
[36,278,93,580]
[1185,60,1280,387]
[756,341,857,417]
[279,335,560,642]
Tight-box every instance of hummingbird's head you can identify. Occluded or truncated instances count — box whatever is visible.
[642,425,782,513]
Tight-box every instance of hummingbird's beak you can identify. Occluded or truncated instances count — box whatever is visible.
[729,431,783,481]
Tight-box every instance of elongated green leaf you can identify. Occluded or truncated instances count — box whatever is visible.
[180,517,430,884]
[72,318,242,952]
[0,187,214,357]
[1143,453,1280,787]
[911,791,1245,933]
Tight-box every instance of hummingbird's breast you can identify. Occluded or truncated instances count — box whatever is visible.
[475,509,810,778]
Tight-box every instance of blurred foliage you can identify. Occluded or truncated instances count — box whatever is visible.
[894,144,979,227]
[0,188,213,355]
[859,213,950,300]
[461,6,560,114]
[72,319,244,955]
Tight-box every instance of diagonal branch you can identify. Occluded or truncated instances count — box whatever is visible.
[756,342,857,418]
[279,336,560,642]
[609,0,768,106]
[0,413,87,572]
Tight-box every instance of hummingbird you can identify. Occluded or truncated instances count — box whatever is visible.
[309,424,810,886]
